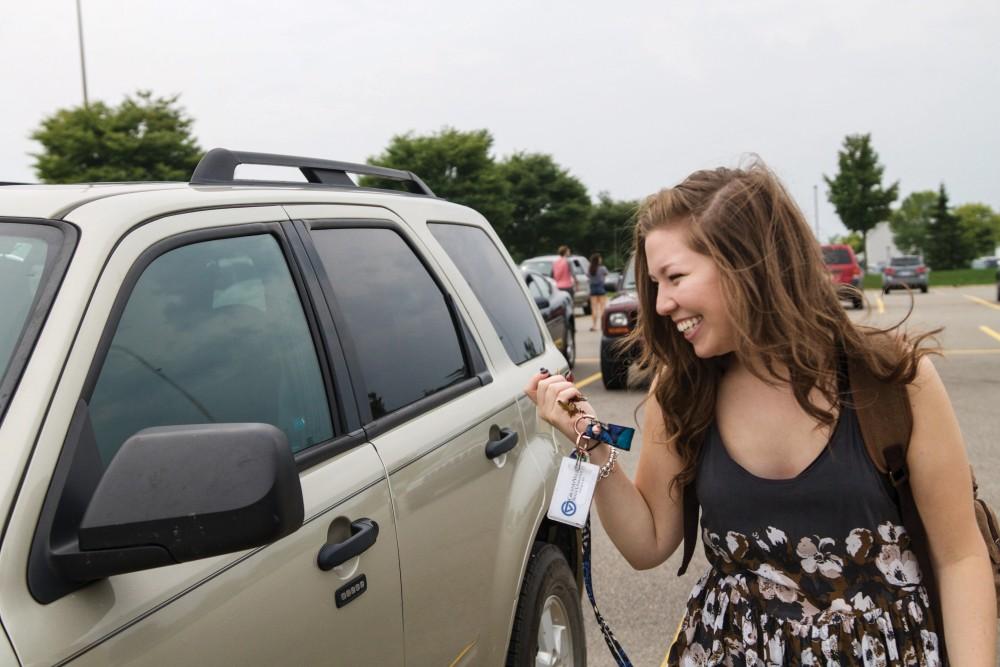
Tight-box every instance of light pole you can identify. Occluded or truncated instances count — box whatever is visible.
[813,184,820,240]
[76,0,89,107]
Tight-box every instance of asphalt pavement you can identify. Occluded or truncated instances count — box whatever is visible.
[572,285,1000,666]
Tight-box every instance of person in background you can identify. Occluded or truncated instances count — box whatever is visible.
[552,245,575,304]
[588,253,609,331]
[525,161,995,665]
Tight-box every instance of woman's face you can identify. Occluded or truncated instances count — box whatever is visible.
[645,225,736,359]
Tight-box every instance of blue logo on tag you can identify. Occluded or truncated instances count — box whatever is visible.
[561,500,577,516]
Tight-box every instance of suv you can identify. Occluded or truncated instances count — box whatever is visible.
[821,244,863,309]
[601,256,639,389]
[882,255,929,294]
[520,254,591,315]
[0,150,586,666]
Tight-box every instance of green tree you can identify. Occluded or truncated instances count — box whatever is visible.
[924,185,972,269]
[32,91,202,183]
[586,193,639,269]
[367,127,513,238]
[496,152,591,260]
[823,134,899,270]
[827,231,864,256]
[955,203,1000,257]
[889,190,936,254]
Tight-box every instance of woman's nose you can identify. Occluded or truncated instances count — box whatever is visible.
[656,290,676,316]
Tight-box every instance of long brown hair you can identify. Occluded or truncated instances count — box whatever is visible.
[621,160,938,494]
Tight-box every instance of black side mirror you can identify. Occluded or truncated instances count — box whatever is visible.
[29,413,304,603]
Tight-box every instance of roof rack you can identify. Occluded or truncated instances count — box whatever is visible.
[189,148,435,196]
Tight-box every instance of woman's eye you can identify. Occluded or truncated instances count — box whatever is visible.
[668,274,683,284]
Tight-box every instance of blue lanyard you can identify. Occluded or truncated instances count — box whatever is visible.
[582,518,633,667]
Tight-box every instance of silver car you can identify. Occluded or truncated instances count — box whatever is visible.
[882,255,929,294]
[0,149,586,666]
[520,254,591,314]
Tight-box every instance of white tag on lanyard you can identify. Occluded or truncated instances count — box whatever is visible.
[547,456,599,529]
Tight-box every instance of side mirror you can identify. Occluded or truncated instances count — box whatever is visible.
[55,423,303,584]
[534,296,550,309]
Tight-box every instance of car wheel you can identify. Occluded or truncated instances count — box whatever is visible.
[882,286,890,295]
[561,321,576,368]
[506,544,585,667]
[920,284,928,294]
[582,302,591,316]
[601,353,628,390]
[852,296,863,309]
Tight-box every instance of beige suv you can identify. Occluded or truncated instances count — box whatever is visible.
[0,150,584,666]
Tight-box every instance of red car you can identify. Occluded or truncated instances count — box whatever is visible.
[822,244,863,309]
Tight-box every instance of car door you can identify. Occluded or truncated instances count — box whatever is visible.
[0,207,404,666]
[289,206,547,666]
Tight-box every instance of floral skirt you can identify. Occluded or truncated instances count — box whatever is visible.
[667,570,942,666]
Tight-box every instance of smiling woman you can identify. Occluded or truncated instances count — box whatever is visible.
[525,160,997,666]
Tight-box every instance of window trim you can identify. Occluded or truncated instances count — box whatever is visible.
[80,222,353,465]
[0,217,78,426]
[294,218,490,439]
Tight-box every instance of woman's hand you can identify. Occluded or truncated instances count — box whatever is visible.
[523,369,599,445]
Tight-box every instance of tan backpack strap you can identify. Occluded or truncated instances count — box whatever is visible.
[846,356,913,472]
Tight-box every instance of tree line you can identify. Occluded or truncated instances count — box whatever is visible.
[29,93,999,271]
[825,133,999,270]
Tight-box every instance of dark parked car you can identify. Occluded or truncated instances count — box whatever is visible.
[822,244,863,309]
[882,255,929,294]
[600,257,639,389]
[523,270,576,368]
[604,270,621,293]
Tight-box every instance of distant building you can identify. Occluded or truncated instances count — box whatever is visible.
[864,221,900,270]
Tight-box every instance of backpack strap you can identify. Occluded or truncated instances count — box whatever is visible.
[847,355,947,660]
[677,480,699,576]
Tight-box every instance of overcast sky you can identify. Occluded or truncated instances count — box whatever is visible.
[3,1,997,238]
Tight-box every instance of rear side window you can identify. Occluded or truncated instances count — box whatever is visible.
[429,223,544,365]
[822,247,852,264]
[89,234,333,465]
[310,226,469,420]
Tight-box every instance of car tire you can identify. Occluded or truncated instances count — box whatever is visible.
[882,286,890,295]
[852,296,863,309]
[582,302,591,316]
[601,353,628,390]
[506,544,586,667]
[920,284,928,294]
[561,321,576,369]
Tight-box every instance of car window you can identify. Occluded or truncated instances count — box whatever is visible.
[537,274,553,298]
[890,256,922,266]
[310,226,470,420]
[0,224,60,383]
[522,260,552,275]
[822,247,852,264]
[89,234,333,466]
[429,222,544,365]
[526,274,545,301]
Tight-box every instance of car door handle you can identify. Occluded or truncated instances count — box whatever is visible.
[317,519,379,571]
[485,427,518,460]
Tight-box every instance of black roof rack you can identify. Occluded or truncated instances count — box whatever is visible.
[189,148,435,196]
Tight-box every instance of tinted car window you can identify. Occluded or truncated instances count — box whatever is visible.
[311,227,469,420]
[89,234,333,466]
[429,223,544,365]
[890,256,922,267]
[822,247,852,264]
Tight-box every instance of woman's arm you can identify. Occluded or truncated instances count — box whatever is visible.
[906,355,996,665]
[524,372,686,569]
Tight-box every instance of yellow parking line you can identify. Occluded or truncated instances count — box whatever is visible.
[980,326,1000,344]
[575,371,603,389]
[963,294,1000,311]
[942,348,1000,355]
[876,295,885,314]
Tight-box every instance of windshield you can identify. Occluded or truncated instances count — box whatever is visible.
[623,256,636,290]
[890,256,922,267]
[822,247,852,265]
[1,222,66,413]
[522,260,553,276]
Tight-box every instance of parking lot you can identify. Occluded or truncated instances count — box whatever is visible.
[573,284,1000,666]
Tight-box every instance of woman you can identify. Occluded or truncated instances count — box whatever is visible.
[588,253,609,331]
[525,163,995,665]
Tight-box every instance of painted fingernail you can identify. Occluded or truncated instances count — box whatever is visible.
[539,367,550,375]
